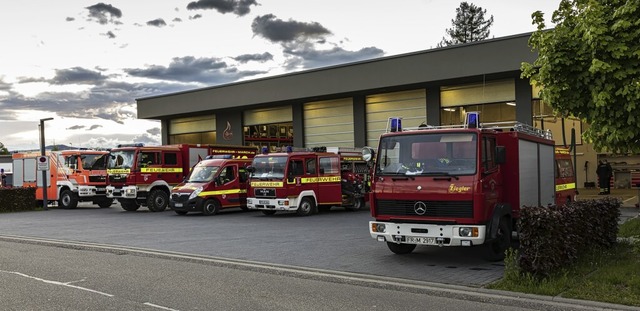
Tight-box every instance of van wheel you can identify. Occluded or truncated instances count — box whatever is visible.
[147,189,168,212]
[386,242,416,254]
[484,218,511,261]
[202,199,220,216]
[97,199,114,208]
[59,190,78,209]
[346,198,364,211]
[120,199,140,211]
[296,197,316,216]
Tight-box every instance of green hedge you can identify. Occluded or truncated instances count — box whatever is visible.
[0,188,37,212]
[517,197,621,276]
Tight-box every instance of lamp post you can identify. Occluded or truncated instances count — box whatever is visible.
[40,117,53,210]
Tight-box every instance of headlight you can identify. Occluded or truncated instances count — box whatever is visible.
[125,188,136,195]
[371,223,386,233]
[189,187,203,200]
[459,227,478,237]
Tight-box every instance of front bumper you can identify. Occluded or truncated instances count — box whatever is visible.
[77,185,107,197]
[106,185,137,199]
[247,197,298,211]
[170,193,204,212]
[369,221,487,247]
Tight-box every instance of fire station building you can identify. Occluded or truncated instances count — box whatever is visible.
[136,32,628,190]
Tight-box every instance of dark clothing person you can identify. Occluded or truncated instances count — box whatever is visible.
[596,160,613,195]
[0,168,6,187]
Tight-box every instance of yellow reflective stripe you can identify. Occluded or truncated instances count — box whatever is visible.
[301,176,341,183]
[141,167,183,173]
[342,157,362,161]
[200,189,247,196]
[556,183,576,191]
[108,169,130,174]
[250,181,283,187]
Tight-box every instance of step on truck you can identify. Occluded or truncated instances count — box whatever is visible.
[106,143,257,212]
[366,112,562,260]
[169,150,257,216]
[12,150,112,208]
[246,146,371,216]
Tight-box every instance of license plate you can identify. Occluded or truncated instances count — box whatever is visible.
[259,200,269,204]
[174,203,183,207]
[406,236,435,245]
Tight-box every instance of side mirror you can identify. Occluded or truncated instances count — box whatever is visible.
[362,147,375,162]
[246,166,255,173]
[495,146,506,164]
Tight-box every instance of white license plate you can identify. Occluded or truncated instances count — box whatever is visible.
[174,203,183,207]
[406,236,435,244]
[259,200,269,204]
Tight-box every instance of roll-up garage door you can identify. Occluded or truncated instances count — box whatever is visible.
[365,89,426,148]
[304,98,354,148]
[244,106,292,125]
[169,115,216,135]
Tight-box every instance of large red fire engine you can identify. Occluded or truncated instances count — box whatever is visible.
[554,146,578,205]
[366,112,558,260]
[106,143,256,212]
[12,150,111,208]
[246,147,370,216]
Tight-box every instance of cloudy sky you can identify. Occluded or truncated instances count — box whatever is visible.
[0,0,560,151]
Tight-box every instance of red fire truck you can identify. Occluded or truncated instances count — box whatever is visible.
[106,143,256,212]
[246,147,370,216]
[169,151,256,215]
[366,112,557,260]
[12,150,111,208]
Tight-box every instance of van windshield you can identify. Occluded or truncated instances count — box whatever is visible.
[188,165,220,183]
[377,133,477,176]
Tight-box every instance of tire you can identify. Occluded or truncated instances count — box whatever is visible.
[147,189,169,212]
[59,189,78,209]
[484,218,511,261]
[120,199,140,212]
[240,206,249,211]
[202,199,220,216]
[174,210,188,215]
[262,210,276,216]
[386,242,416,255]
[345,198,365,211]
[97,199,114,208]
[296,197,316,216]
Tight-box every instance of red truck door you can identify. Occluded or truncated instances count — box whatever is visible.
[287,156,317,199]
[317,155,342,205]
[215,164,246,208]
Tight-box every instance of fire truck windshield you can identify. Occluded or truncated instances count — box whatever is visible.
[377,133,477,176]
[82,154,108,170]
[188,165,220,183]
[251,156,287,180]
[108,150,135,169]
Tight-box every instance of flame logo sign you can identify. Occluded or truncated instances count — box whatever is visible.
[223,121,233,141]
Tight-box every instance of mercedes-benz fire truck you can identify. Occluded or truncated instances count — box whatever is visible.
[12,150,111,208]
[366,112,557,260]
[246,147,370,216]
[106,143,256,212]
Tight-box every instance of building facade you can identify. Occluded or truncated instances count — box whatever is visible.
[136,33,611,190]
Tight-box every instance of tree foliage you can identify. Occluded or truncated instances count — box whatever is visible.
[439,2,494,47]
[522,0,640,153]
[0,142,9,155]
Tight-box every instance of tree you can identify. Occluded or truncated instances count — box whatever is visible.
[438,2,494,47]
[522,0,640,153]
[0,142,9,155]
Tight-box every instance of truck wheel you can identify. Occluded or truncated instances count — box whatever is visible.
[296,197,316,216]
[345,198,365,211]
[202,199,220,216]
[484,218,511,261]
[386,242,416,255]
[59,189,78,209]
[97,199,114,208]
[174,211,188,215]
[120,199,140,212]
[262,210,276,216]
[147,189,168,212]
[240,206,249,211]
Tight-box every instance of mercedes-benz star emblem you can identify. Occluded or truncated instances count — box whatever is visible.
[414,201,427,215]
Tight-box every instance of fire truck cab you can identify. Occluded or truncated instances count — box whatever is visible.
[12,150,111,208]
[367,112,557,260]
[170,153,255,216]
[554,147,578,205]
[246,147,369,216]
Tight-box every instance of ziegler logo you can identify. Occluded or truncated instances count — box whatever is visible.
[448,184,471,193]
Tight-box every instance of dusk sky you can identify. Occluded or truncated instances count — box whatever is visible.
[0,0,560,151]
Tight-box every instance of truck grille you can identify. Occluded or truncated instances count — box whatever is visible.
[89,175,106,182]
[109,175,127,183]
[375,200,473,218]
[171,193,189,203]
[254,188,276,198]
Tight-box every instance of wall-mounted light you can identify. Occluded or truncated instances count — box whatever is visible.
[443,108,456,112]
[506,102,516,106]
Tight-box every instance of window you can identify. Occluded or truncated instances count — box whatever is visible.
[164,152,178,165]
[289,160,305,176]
[221,166,235,183]
[306,158,316,175]
[556,159,574,178]
[140,152,158,167]
[239,166,248,182]
[482,137,496,171]
[319,157,339,175]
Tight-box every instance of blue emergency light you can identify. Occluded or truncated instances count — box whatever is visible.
[286,146,293,153]
[390,117,402,132]
[261,147,269,154]
[465,112,480,128]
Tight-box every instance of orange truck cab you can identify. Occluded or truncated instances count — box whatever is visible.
[12,150,111,208]
[170,155,253,215]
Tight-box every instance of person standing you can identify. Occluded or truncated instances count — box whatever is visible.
[0,168,6,187]
[604,159,613,194]
[596,160,613,195]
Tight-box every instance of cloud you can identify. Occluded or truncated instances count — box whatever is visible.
[67,125,86,130]
[282,42,384,70]
[233,52,273,63]
[51,67,109,85]
[124,56,267,84]
[66,17,75,22]
[147,18,167,27]
[132,132,160,145]
[251,14,331,43]
[189,14,202,20]
[186,0,258,16]
[104,31,116,39]
[89,125,103,130]
[146,127,161,135]
[86,3,123,25]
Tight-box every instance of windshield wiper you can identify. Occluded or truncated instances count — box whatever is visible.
[423,172,460,180]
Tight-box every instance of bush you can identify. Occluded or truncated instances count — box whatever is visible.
[517,197,621,276]
[0,187,37,212]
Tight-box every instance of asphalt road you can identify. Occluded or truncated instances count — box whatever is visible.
[0,203,504,287]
